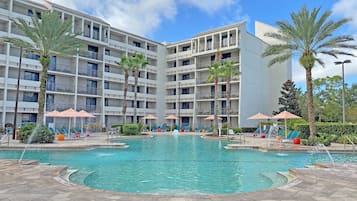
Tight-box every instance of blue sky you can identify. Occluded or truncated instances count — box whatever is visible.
[43,0,357,89]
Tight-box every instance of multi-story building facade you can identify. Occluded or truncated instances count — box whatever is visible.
[0,0,290,129]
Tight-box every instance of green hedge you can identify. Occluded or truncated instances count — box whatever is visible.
[295,123,357,139]
[122,124,139,135]
[18,124,54,143]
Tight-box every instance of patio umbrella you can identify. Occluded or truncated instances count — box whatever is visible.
[58,108,81,136]
[204,115,222,121]
[143,114,157,131]
[77,110,96,135]
[45,110,61,129]
[165,114,178,131]
[272,111,301,137]
[248,113,271,136]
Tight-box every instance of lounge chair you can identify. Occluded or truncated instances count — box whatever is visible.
[205,127,212,132]
[281,130,299,142]
[184,125,190,132]
[196,125,203,132]
[161,124,167,132]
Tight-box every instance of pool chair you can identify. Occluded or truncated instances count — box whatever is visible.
[49,127,55,133]
[176,125,181,131]
[196,125,203,132]
[281,130,296,142]
[152,125,158,132]
[184,125,190,132]
[205,127,212,132]
[161,124,167,132]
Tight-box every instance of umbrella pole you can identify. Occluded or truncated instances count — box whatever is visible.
[284,119,287,137]
[68,118,71,138]
[81,118,84,136]
[150,121,152,132]
[259,120,262,136]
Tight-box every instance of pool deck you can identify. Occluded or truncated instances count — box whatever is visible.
[0,132,357,200]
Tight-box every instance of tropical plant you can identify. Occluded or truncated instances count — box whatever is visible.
[116,56,134,124]
[1,11,81,125]
[208,62,221,135]
[220,60,240,130]
[262,6,357,138]
[132,53,148,123]
[274,80,301,116]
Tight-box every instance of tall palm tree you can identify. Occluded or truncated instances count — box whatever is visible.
[2,11,81,125]
[116,56,134,124]
[262,6,356,138]
[207,62,221,135]
[132,53,148,123]
[220,60,240,130]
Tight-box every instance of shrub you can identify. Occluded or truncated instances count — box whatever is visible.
[337,135,357,144]
[300,133,337,146]
[232,127,242,133]
[295,123,357,139]
[18,124,54,143]
[122,124,139,135]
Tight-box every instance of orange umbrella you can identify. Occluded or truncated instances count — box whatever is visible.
[143,114,157,131]
[45,110,61,117]
[248,113,271,136]
[165,115,178,130]
[204,115,222,121]
[272,111,301,137]
[77,110,96,135]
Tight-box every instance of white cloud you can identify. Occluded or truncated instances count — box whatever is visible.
[180,0,234,13]
[332,0,357,30]
[292,52,357,84]
[34,0,239,37]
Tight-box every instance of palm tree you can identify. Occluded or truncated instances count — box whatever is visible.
[116,56,134,124]
[262,6,356,138]
[2,11,81,125]
[220,60,240,130]
[207,62,221,135]
[132,53,148,123]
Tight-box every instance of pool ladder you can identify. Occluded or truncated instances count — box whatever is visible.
[344,135,356,153]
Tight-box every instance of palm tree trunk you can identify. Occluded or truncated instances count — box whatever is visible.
[134,69,139,123]
[305,67,316,137]
[122,71,129,124]
[214,78,219,135]
[226,79,231,130]
[37,56,50,125]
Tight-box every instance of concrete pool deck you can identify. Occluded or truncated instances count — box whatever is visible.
[0,132,356,200]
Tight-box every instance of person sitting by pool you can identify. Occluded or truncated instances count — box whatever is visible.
[158,127,162,132]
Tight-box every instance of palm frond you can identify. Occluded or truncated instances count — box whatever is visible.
[267,53,292,67]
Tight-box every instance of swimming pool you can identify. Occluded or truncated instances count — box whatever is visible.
[0,135,356,194]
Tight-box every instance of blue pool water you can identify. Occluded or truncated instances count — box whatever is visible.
[0,135,356,194]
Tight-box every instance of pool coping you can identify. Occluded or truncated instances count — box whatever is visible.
[0,159,356,201]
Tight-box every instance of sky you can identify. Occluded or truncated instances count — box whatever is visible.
[37,0,357,90]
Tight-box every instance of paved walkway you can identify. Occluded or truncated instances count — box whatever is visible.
[0,160,356,201]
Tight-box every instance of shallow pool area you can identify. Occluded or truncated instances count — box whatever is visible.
[0,135,356,194]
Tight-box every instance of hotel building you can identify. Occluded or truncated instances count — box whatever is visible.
[0,0,291,129]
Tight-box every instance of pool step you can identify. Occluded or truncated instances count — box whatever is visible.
[277,171,297,183]
[69,170,95,185]
[261,172,288,188]
[224,144,258,150]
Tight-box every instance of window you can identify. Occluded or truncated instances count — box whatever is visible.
[147,45,150,50]
[87,80,97,94]
[182,88,189,94]
[86,98,96,112]
[46,94,54,111]
[136,101,140,108]
[25,53,40,60]
[182,102,190,109]
[222,53,231,60]
[182,46,190,51]
[104,98,109,106]
[222,35,228,47]
[207,39,212,50]
[24,71,39,81]
[22,113,37,124]
[182,117,190,124]
[23,92,38,102]
[210,86,215,96]
[93,26,99,40]
[88,45,98,59]
[133,41,141,47]
[87,62,98,77]
[182,74,190,80]
[105,49,110,56]
[222,101,226,109]
[27,9,33,17]
[221,85,226,92]
[46,75,55,91]
[182,60,190,66]
[172,61,176,67]
[210,101,214,110]
[49,56,56,70]
[104,81,109,89]
[105,65,110,72]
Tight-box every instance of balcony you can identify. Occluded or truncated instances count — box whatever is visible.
[80,51,99,60]
[179,109,194,115]
[1,100,38,113]
[146,64,157,73]
[0,78,39,91]
[104,55,120,65]
[179,79,196,87]
[104,72,125,83]
[108,39,127,51]
[177,50,192,59]
[104,89,124,99]
[86,105,97,113]
[104,106,122,115]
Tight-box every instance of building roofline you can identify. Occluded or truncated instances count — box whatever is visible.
[193,21,246,38]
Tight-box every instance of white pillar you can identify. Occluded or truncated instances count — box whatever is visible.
[81,18,84,36]
[99,24,102,41]
[90,21,93,39]
[71,16,75,33]
[2,43,10,127]
[204,36,207,51]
